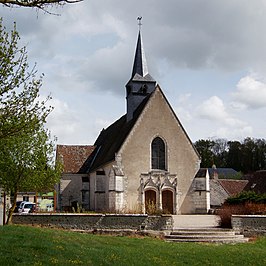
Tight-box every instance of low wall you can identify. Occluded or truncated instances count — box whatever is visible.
[232,215,266,236]
[12,213,173,231]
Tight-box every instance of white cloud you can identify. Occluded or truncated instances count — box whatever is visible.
[197,96,228,121]
[3,1,266,144]
[195,95,252,140]
[215,126,253,140]
[233,75,266,109]
[45,98,81,143]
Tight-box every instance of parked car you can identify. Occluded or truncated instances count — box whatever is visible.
[18,202,36,214]
[14,201,23,213]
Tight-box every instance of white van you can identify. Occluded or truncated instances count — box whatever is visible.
[18,202,36,214]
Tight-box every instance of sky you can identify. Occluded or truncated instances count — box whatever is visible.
[2,0,266,145]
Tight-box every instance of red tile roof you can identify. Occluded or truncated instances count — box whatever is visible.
[219,179,249,196]
[56,145,95,173]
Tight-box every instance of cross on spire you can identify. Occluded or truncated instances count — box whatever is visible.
[137,16,142,31]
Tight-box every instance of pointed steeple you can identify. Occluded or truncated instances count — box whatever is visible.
[131,31,149,78]
[126,24,156,121]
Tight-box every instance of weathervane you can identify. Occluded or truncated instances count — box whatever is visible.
[137,16,142,30]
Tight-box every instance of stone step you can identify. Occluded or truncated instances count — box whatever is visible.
[166,234,245,240]
[170,229,237,236]
[165,237,249,244]
[165,228,249,244]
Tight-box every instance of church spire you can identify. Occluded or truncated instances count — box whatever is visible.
[126,19,156,121]
[131,30,149,78]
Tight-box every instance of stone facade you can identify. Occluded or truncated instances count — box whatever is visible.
[57,173,89,211]
[56,145,94,211]
[192,169,210,213]
[87,87,201,214]
[56,30,208,215]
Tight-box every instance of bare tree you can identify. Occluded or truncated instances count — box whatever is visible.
[1,0,82,11]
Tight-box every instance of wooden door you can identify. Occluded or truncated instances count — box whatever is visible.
[145,190,156,214]
[162,190,173,214]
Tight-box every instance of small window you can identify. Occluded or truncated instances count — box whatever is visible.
[151,137,166,170]
[138,84,148,94]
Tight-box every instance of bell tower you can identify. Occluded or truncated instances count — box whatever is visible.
[126,18,156,121]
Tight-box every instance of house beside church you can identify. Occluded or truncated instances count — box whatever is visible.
[56,29,212,214]
[208,166,248,209]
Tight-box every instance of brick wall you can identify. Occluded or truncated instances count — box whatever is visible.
[232,215,266,236]
[12,213,173,231]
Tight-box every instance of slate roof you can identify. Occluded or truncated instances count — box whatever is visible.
[132,30,149,78]
[56,145,95,174]
[79,85,200,174]
[244,170,266,194]
[208,168,238,179]
[195,168,207,178]
[210,179,229,206]
[78,93,152,173]
[210,179,248,207]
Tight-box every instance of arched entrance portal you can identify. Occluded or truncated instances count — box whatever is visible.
[145,190,156,214]
[162,190,174,214]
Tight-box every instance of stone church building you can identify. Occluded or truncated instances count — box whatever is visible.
[56,30,210,214]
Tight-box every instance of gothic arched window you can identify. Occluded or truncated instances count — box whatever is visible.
[151,137,166,170]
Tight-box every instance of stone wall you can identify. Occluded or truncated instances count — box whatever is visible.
[231,215,266,236]
[12,213,173,231]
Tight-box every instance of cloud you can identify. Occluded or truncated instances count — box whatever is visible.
[197,96,227,121]
[161,1,266,72]
[215,126,253,140]
[232,75,266,109]
[197,95,247,127]
[45,98,81,143]
[195,95,252,140]
[3,1,266,96]
[2,1,266,144]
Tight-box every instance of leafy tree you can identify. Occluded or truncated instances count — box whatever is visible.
[0,19,61,224]
[0,127,62,224]
[195,137,266,173]
[194,139,215,167]
[211,138,228,168]
[227,140,242,171]
[254,138,266,170]
[0,19,50,140]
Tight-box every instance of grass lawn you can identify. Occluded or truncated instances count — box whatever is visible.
[0,225,265,266]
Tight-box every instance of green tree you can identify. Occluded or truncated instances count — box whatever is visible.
[194,139,215,167]
[226,140,242,171]
[0,19,61,224]
[212,138,228,168]
[0,128,61,224]
[0,19,51,140]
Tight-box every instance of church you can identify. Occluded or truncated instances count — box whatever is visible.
[56,28,210,214]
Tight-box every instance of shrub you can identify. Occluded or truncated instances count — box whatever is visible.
[225,191,266,204]
[145,200,163,215]
[217,204,248,228]
[218,201,266,228]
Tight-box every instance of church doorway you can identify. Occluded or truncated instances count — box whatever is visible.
[162,190,174,214]
[145,190,157,214]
